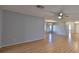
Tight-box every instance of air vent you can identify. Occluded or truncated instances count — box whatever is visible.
[36,5,44,9]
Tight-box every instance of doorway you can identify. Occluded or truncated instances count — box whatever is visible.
[44,20,56,43]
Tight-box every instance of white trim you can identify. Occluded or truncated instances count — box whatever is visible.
[45,20,57,22]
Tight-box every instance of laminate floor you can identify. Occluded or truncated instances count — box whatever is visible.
[0,33,79,53]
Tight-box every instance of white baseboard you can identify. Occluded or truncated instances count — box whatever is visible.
[1,38,43,48]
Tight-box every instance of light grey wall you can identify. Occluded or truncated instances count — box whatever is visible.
[2,10,44,47]
[0,10,2,47]
[53,22,67,35]
[76,23,79,33]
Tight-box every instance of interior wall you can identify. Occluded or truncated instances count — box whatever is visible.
[2,10,44,47]
[66,22,79,34]
[53,22,76,36]
[70,22,75,33]
[53,22,67,35]
[76,23,79,33]
[66,22,75,33]
[0,10,2,47]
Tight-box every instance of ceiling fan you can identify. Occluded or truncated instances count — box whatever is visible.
[36,5,69,22]
[45,8,69,22]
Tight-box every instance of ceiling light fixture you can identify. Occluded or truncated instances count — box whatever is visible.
[58,16,62,19]
[58,12,63,19]
[59,12,63,16]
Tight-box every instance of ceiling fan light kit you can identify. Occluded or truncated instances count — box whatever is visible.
[58,12,63,19]
[58,16,62,19]
[35,5,68,21]
[59,12,63,16]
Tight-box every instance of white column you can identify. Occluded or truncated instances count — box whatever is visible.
[68,24,72,46]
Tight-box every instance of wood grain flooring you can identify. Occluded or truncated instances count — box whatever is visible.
[0,33,79,53]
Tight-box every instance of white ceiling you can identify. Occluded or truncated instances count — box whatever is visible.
[1,5,79,21]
